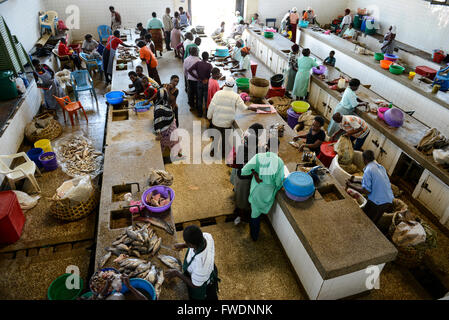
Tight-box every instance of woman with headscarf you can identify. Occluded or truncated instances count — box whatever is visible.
[302,7,316,24]
[240,138,285,241]
[147,12,164,57]
[381,26,397,55]
[327,78,368,137]
[153,87,183,158]
[285,44,300,94]
[292,48,320,100]
[230,47,251,78]
[232,123,265,224]
[289,7,300,43]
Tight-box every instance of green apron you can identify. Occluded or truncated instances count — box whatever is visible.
[182,247,220,300]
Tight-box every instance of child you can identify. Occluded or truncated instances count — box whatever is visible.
[324,51,336,67]
[140,76,158,106]
[285,44,300,96]
[135,65,160,88]
[207,68,222,109]
[163,75,180,127]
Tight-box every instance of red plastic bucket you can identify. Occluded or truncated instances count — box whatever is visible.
[318,142,336,168]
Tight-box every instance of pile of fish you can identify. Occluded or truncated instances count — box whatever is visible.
[146,192,170,208]
[103,224,162,260]
[99,222,182,298]
[56,135,103,177]
[133,216,175,236]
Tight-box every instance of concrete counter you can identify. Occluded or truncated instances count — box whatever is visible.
[234,108,397,299]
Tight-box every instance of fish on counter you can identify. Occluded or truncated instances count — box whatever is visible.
[158,255,182,270]
[135,216,175,235]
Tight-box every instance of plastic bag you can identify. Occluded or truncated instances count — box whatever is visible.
[12,191,40,210]
[392,221,426,247]
[53,133,103,179]
[433,148,449,165]
[335,135,354,165]
[56,175,93,203]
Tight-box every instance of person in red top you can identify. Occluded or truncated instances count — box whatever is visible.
[103,30,135,84]
[58,38,82,69]
[137,40,161,85]
[207,68,222,109]
[140,76,158,106]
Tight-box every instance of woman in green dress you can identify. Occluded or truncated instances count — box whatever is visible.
[165,225,219,300]
[240,139,285,241]
[292,48,320,100]
[285,44,300,95]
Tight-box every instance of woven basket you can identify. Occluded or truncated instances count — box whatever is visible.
[25,112,63,143]
[388,212,437,268]
[50,189,99,221]
[377,198,408,232]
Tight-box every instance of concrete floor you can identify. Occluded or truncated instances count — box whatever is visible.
[1,48,448,300]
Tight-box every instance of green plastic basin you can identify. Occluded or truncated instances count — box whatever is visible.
[389,65,405,75]
[47,273,84,300]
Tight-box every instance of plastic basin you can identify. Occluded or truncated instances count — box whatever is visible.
[215,46,229,57]
[380,60,393,69]
[299,21,309,28]
[34,139,52,153]
[389,65,405,75]
[48,273,83,300]
[39,152,58,171]
[120,278,157,300]
[236,78,250,90]
[312,65,327,75]
[141,185,175,213]
[377,107,390,121]
[283,172,315,200]
[105,91,125,105]
[264,31,274,38]
[384,108,404,127]
[384,53,399,62]
[270,74,284,87]
[27,148,44,168]
[374,53,384,61]
[291,101,310,113]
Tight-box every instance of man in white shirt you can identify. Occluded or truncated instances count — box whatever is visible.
[162,7,174,51]
[207,77,257,158]
[339,8,352,37]
[165,225,219,300]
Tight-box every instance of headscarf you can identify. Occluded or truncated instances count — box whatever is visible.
[241,47,251,54]
[153,88,174,133]
[225,77,235,87]
[291,7,297,12]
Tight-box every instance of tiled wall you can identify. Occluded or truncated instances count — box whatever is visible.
[256,0,348,28]
[347,0,449,54]
[1,0,46,52]
[300,33,449,137]
[43,0,175,41]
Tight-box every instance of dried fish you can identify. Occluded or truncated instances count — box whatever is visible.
[144,217,175,235]
[99,252,112,268]
[112,234,127,246]
[152,237,162,256]
[158,255,182,270]
[113,254,129,263]
[154,269,165,297]
[146,265,157,284]
[105,247,122,256]
[116,244,130,251]
[126,228,139,241]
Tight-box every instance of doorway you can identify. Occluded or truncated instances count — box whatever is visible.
[190,0,237,36]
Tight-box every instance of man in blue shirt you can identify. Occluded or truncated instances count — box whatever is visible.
[346,150,394,225]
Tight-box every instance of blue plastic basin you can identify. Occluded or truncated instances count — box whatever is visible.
[105,91,125,105]
[283,172,315,198]
[120,278,156,300]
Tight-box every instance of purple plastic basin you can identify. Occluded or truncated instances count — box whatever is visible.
[287,108,301,129]
[141,185,175,213]
[384,108,404,127]
[39,152,58,171]
[285,189,314,202]
[313,65,327,75]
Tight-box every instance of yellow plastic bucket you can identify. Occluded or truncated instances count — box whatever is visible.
[408,71,416,80]
[34,139,52,153]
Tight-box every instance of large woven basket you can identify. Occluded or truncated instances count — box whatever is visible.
[377,198,408,233]
[249,77,270,98]
[25,112,63,143]
[50,189,99,221]
[388,212,437,268]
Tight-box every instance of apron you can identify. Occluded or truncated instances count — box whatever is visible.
[182,247,220,300]
[36,68,63,110]
[104,36,117,75]
[180,13,189,26]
